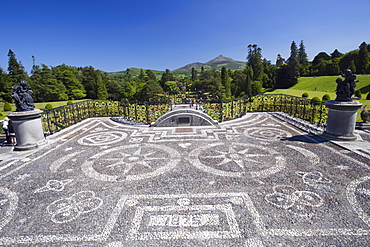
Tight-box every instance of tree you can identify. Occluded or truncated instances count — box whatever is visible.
[30,64,67,102]
[262,59,276,88]
[160,69,175,87]
[0,67,12,102]
[137,80,164,102]
[164,81,181,95]
[339,50,358,72]
[357,42,369,74]
[146,69,157,81]
[331,49,343,59]
[52,64,86,99]
[221,66,231,98]
[105,78,123,100]
[298,40,308,75]
[247,44,264,81]
[7,49,27,84]
[123,68,132,81]
[287,41,299,76]
[191,68,198,81]
[275,65,297,89]
[79,66,108,99]
[312,52,331,67]
[349,60,357,73]
[276,54,285,67]
[138,69,145,80]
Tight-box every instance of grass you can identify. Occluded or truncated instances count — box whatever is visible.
[0,100,86,120]
[265,75,370,122]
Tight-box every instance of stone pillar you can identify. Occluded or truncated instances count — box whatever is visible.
[7,109,47,151]
[323,100,362,141]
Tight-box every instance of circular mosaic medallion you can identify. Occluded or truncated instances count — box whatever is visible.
[243,127,292,141]
[82,144,180,181]
[189,143,286,178]
[78,131,128,146]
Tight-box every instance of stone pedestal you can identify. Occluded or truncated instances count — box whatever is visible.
[7,109,47,151]
[323,100,362,141]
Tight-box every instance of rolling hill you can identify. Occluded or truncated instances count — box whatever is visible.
[176,55,245,71]
[108,55,246,79]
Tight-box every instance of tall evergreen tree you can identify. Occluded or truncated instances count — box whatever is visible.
[247,44,263,81]
[221,66,231,98]
[0,67,12,102]
[298,40,308,75]
[276,54,285,67]
[191,68,198,82]
[357,42,369,74]
[287,41,300,76]
[331,49,343,59]
[7,49,27,84]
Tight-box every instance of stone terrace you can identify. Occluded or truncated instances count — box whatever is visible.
[0,113,370,246]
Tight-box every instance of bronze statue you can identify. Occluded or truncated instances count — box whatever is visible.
[335,69,358,101]
[12,80,35,111]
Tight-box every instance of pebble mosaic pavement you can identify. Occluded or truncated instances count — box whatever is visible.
[0,112,370,246]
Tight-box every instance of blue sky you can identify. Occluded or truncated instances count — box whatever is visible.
[1,0,370,73]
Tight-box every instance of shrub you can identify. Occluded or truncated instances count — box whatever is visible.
[322,94,331,101]
[4,102,12,111]
[311,97,321,105]
[361,106,369,122]
[367,92,370,100]
[302,92,309,98]
[67,100,74,105]
[45,103,53,109]
[355,90,362,99]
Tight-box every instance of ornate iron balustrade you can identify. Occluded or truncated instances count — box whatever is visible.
[42,100,170,134]
[201,94,327,125]
[42,95,327,135]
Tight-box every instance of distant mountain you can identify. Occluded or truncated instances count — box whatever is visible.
[176,55,245,71]
[107,55,246,79]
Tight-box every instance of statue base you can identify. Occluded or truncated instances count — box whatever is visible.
[7,109,47,151]
[323,100,362,141]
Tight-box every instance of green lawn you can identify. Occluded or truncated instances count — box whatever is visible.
[0,100,86,120]
[290,74,370,94]
[265,75,370,122]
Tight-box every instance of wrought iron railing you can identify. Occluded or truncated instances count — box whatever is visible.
[42,100,170,134]
[202,94,327,125]
[42,94,327,134]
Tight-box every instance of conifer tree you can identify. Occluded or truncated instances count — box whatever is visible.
[221,66,231,98]
[331,49,343,59]
[0,67,12,102]
[30,64,67,101]
[7,49,27,84]
[276,54,285,67]
[358,42,369,74]
[247,44,263,81]
[191,68,198,82]
[298,40,308,75]
[287,41,299,76]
